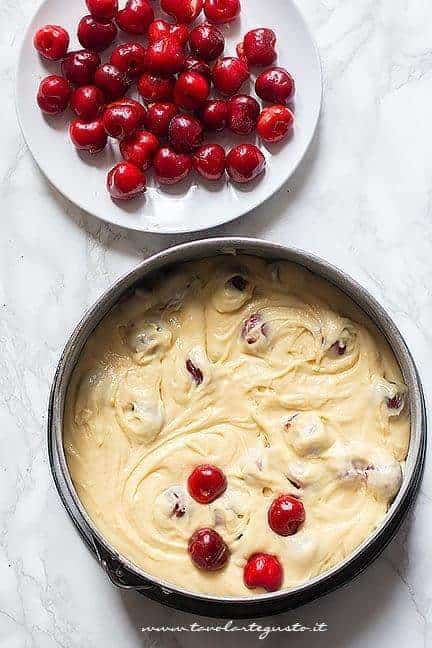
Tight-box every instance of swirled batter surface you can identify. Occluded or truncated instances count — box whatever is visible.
[64,256,410,596]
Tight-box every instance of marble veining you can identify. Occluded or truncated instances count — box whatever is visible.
[0,0,431,646]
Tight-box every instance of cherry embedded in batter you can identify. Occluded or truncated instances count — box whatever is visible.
[37,75,72,115]
[69,118,108,154]
[138,73,175,102]
[174,71,210,110]
[146,102,178,137]
[204,0,241,24]
[62,50,101,86]
[226,144,265,183]
[107,161,146,200]
[200,99,228,131]
[102,99,147,140]
[331,340,347,356]
[145,36,186,75]
[168,113,203,153]
[387,394,404,411]
[110,42,147,79]
[188,528,230,570]
[189,23,225,61]
[227,275,248,291]
[212,57,249,96]
[86,0,119,20]
[161,0,204,25]
[71,85,105,120]
[242,28,277,67]
[116,0,154,34]
[148,20,189,46]
[185,357,204,384]
[153,147,192,185]
[188,464,227,503]
[268,494,305,536]
[120,130,160,170]
[33,25,69,61]
[255,67,295,105]
[193,143,226,181]
[244,553,283,592]
[94,64,130,100]
[77,15,117,52]
[227,94,260,135]
[257,105,294,143]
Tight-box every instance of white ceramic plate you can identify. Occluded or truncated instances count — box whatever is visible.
[16,0,322,234]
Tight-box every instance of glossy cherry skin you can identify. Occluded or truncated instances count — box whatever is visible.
[145,36,186,75]
[110,42,147,78]
[70,85,105,120]
[77,15,117,52]
[138,73,175,102]
[204,0,240,24]
[161,0,204,25]
[94,64,130,100]
[189,23,224,61]
[102,99,147,140]
[193,144,225,180]
[33,25,69,61]
[107,161,146,200]
[120,130,160,170]
[200,99,228,131]
[188,528,229,571]
[168,113,203,153]
[174,71,210,110]
[187,464,227,502]
[227,94,260,135]
[184,56,211,80]
[244,553,283,592]
[255,67,295,104]
[154,147,192,184]
[148,20,189,46]
[116,0,154,34]
[37,75,72,115]
[226,144,265,183]
[69,118,107,154]
[146,102,178,137]
[86,0,118,20]
[257,105,294,143]
[62,50,101,86]
[268,494,305,536]
[212,57,249,96]
[242,28,276,66]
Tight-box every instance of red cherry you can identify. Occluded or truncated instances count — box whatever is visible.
[188,528,229,570]
[138,73,175,102]
[255,67,295,104]
[189,23,224,61]
[37,75,72,115]
[187,464,227,503]
[94,64,130,100]
[102,99,147,140]
[212,57,249,96]
[69,118,107,154]
[86,0,118,20]
[242,28,276,67]
[168,113,203,152]
[200,99,228,131]
[154,147,192,184]
[193,144,226,180]
[146,102,178,137]
[244,553,283,592]
[110,42,147,78]
[227,94,260,135]
[257,105,294,143]
[204,0,240,24]
[77,15,117,52]
[116,0,154,34]
[268,494,305,536]
[148,20,189,46]
[33,25,69,61]
[226,144,265,183]
[184,56,211,80]
[120,130,160,170]
[62,50,101,86]
[174,71,210,110]
[145,36,186,75]
[107,161,146,200]
[70,85,105,120]
[161,0,203,25]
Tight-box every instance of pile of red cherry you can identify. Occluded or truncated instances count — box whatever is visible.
[34,0,295,202]
[186,464,305,592]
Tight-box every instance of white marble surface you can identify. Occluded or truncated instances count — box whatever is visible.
[1,0,431,646]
